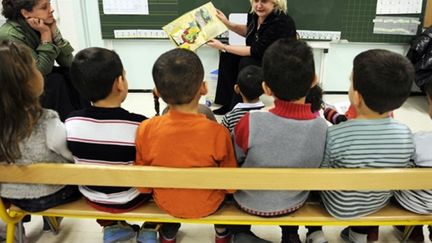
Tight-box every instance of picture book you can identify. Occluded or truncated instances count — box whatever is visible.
[162,2,228,51]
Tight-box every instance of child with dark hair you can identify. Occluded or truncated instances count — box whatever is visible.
[0,40,81,239]
[66,47,151,243]
[320,49,415,243]
[221,65,265,133]
[232,39,328,243]
[135,48,237,243]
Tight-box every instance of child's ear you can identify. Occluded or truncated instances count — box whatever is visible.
[352,90,363,108]
[234,84,241,95]
[262,81,273,96]
[115,75,127,92]
[199,81,208,96]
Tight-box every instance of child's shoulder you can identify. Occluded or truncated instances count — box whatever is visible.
[41,108,60,120]
[68,107,147,123]
[414,131,432,140]
[35,109,64,136]
[413,132,432,166]
[104,107,147,123]
[123,110,147,123]
[328,118,412,136]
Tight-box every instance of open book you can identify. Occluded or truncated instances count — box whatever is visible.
[162,2,228,51]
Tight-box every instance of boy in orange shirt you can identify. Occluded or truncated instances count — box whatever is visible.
[135,48,237,243]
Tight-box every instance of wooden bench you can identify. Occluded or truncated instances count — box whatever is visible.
[1,163,432,243]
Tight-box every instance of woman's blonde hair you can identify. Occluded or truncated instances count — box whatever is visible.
[249,0,287,14]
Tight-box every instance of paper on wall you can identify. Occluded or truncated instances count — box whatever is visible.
[103,0,149,15]
[373,16,420,35]
[376,0,423,14]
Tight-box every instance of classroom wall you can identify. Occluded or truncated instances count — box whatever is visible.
[55,1,412,93]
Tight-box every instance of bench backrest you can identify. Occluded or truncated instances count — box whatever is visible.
[1,163,432,190]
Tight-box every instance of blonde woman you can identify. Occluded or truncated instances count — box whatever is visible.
[208,0,297,114]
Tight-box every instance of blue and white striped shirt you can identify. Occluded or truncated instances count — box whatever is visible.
[320,118,414,219]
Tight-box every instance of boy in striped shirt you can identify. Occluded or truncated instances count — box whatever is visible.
[320,49,415,243]
[66,47,151,243]
[221,65,265,133]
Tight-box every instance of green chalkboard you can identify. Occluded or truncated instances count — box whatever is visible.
[98,0,250,39]
[98,0,427,43]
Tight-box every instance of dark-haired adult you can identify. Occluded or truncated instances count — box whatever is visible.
[0,0,89,121]
[207,0,297,114]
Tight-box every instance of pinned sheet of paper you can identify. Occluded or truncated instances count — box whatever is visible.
[103,0,149,15]
[373,16,420,35]
[376,0,423,14]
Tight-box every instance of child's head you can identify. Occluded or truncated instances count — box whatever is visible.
[152,48,205,105]
[0,40,44,163]
[351,49,414,114]
[262,39,316,101]
[71,47,125,103]
[305,84,324,113]
[235,65,264,103]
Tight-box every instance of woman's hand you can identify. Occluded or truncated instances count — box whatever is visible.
[26,17,53,43]
[215,9,230,26]
[26,17,51,34]
[215,9,246,36]
[207,39,226,51]
[48,18,59,36]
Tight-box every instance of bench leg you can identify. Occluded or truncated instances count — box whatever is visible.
[6,222,16,243]
[17,221,24,243]
[401,226,415,243]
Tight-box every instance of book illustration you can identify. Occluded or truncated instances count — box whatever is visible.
[163,2,228,51]
[195,7,212,27]
[182,23,200,44]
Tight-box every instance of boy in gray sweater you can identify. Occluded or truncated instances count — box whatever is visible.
[232,39,328,243]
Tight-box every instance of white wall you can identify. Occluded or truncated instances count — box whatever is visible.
[55,0,81,51]
[58,0,412,93]
[0,3,6,26]
[322,42,409,92]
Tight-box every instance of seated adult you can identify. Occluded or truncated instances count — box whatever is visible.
[0,0,89,121]
[207,0,297,114]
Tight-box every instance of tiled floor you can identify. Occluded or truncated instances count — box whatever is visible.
[11,93,432,242]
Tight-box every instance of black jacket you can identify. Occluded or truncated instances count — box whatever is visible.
[407,27,432,89]
[246,11,297,59]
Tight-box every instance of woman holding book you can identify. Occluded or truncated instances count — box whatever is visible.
[207,0,297,114]
[0,0,89,121]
